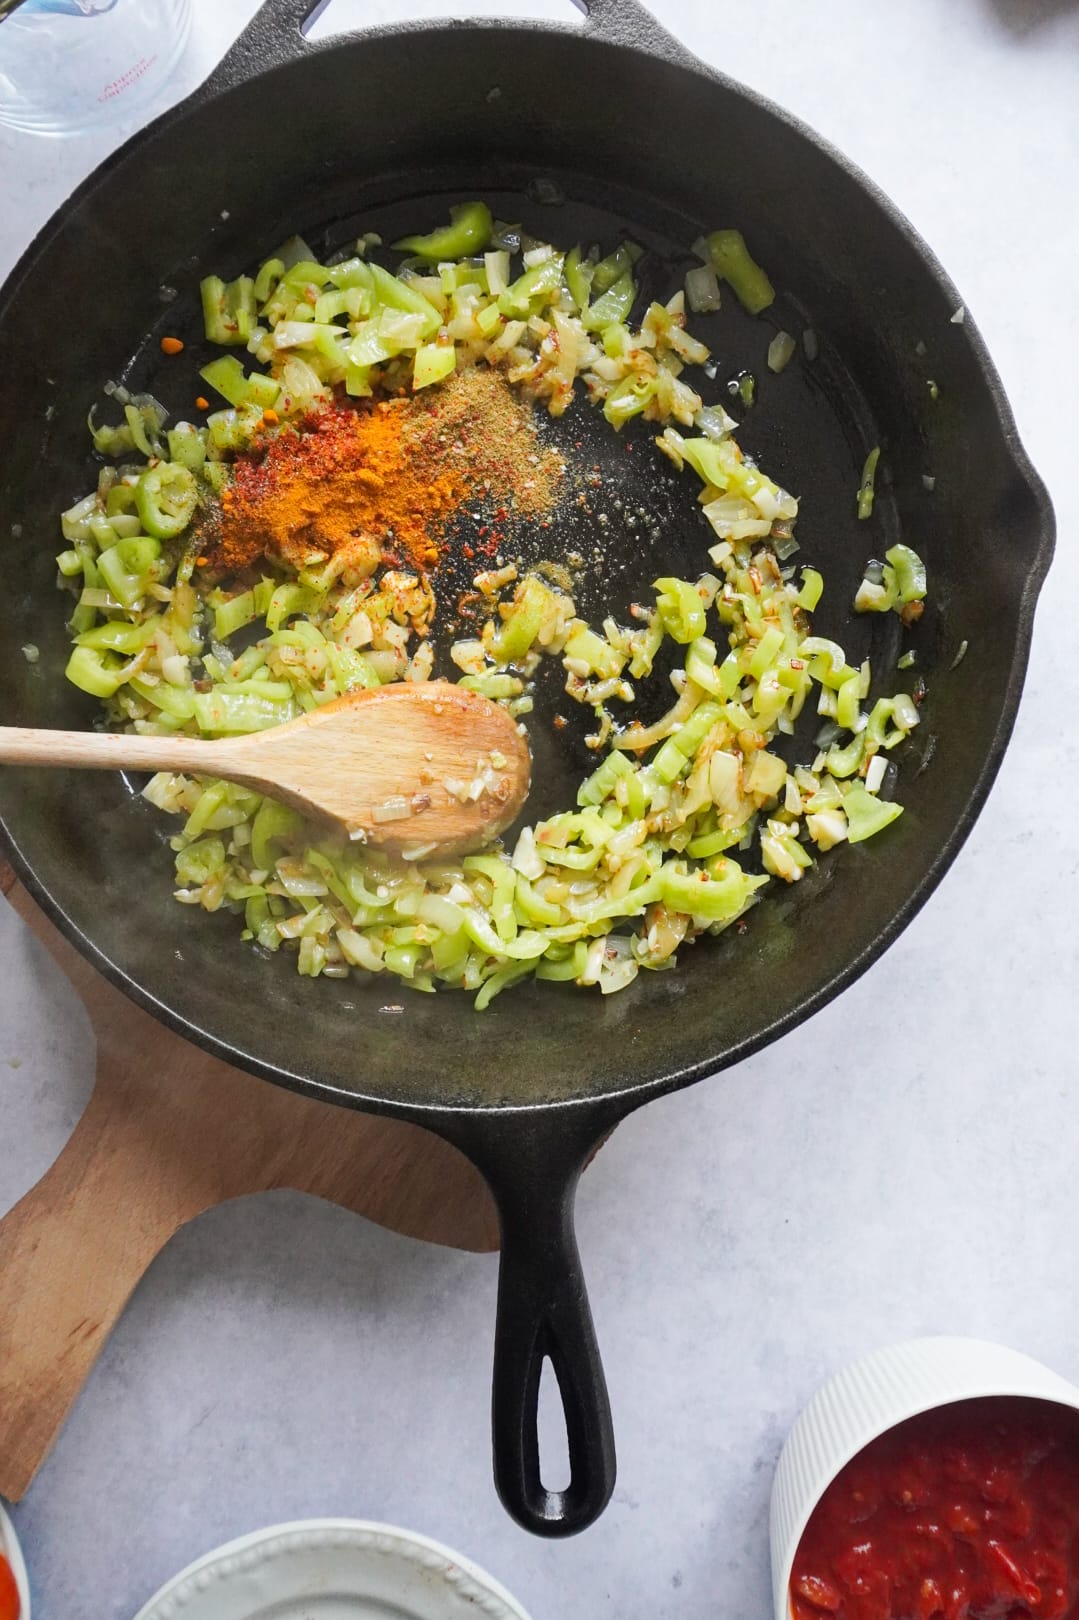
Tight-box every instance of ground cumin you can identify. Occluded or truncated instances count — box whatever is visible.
[412,364,565,522]
[203,365,565,577]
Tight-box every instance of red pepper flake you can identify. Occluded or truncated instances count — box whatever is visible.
[195,396,210,411]
[160,335,184,355]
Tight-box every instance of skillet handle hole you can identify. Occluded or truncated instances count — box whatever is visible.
[537,1353,572,1494]
[304,0,584,43]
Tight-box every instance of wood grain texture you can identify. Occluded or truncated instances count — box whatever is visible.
[0,856,499,1501]
[0,680,530,855]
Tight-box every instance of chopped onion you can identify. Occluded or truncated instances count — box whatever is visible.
[526,177,565,206]
[484,250,511,296]
[685,263,721,314]
[694,404,737,440]
[891,693,921,731]
[802,328,819,362]
[854,578,889,612]
[864,754,887,795]
[371,796,412,823]
[275,860,329,897]
[490,220,521,253]
[511,826,546,880]
[400,842,437,862]
[950,304,966,325]
[767,331,796,373]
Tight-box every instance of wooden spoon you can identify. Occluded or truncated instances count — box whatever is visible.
[0,681,531,856]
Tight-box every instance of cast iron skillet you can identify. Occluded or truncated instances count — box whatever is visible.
[0,0,1054,1537]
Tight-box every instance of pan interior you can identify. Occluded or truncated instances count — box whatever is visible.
[0,26,1046,1113]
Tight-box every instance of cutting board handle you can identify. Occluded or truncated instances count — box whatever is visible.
[0,1072,199,1499]
[0,862,503,1503]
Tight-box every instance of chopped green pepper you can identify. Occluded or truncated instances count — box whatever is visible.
[201,355,280,410]
[97,536,162,608]
[840,780,903,843]
[366,263,442,338]
[65,645,129,698]
[886,543,926,604]
[135,463,198,541]
[582,269,636,332]
[654,577,707,643]
[413,342,456,390]
[253,256,285,303]
[167,425,206,472]
[591,243,641,295]
[564,245,595,312]
[393,201,493,261]
[200,274,257,345]
[603,373,658,427]
[498,255,566,319]
[857,446,881,520]
[707,230,775,314]
[660,860,763,922]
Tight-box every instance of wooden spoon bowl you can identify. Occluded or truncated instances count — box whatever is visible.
[0,680,531,857]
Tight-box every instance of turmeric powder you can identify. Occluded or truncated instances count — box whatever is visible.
[207,399,468,576]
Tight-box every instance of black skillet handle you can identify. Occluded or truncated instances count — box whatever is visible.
[195,0,324,100]
[572,0,700,67]
[198,0,700,103]
[461,1107,618,1537]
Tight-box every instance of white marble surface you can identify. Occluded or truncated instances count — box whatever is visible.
[1,1,1078,1616]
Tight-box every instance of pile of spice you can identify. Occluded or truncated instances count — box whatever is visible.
[201,365,566,578]
[413,364,565,522]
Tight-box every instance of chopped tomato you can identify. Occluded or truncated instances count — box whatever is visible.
[791,1399,1079,1620]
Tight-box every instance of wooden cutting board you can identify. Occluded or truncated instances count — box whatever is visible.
[0,857,500,1502]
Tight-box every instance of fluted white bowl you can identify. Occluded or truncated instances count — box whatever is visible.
[770,1336,1079,1620]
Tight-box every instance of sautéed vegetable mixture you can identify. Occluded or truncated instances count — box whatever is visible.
[53,203,926,1006]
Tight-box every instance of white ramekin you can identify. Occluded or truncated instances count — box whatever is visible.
[770,1335,1079,1620]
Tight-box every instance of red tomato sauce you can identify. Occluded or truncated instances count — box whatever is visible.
[0,1549,19,1620]
[790,1398,1079,1620]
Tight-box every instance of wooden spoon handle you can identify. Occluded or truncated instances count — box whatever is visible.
[0,724,216,776]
